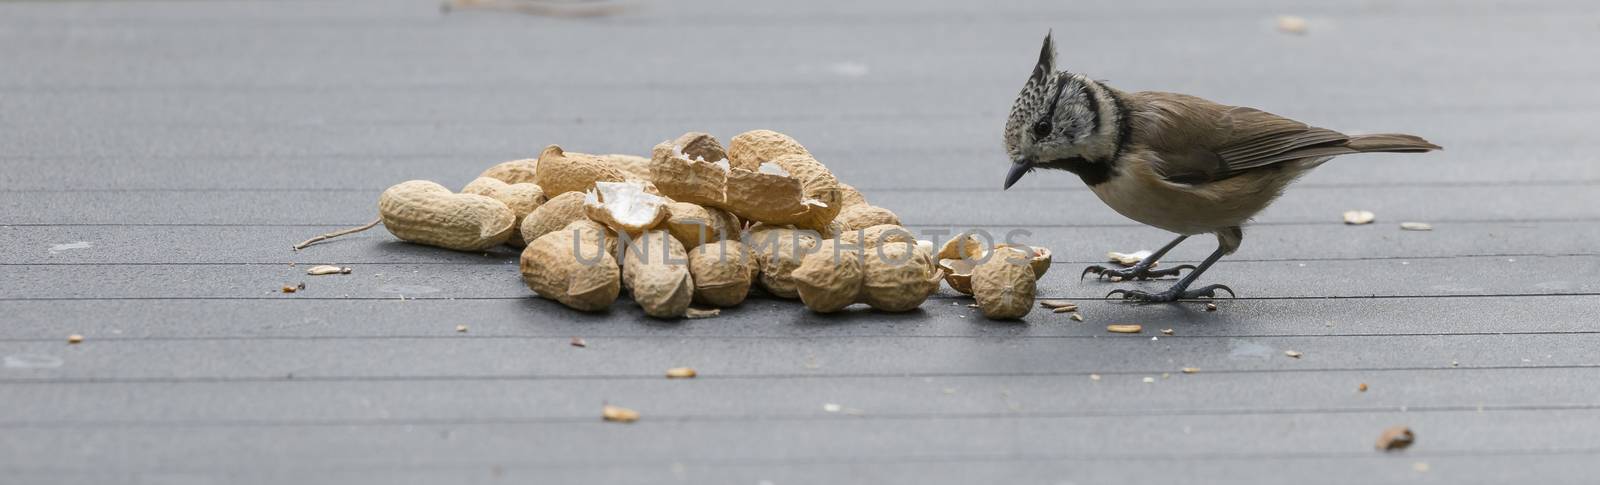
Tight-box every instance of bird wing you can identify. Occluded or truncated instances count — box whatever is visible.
[1129,91,1349,184]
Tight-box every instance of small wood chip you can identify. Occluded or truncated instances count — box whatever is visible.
[1070,313,1084,322]
[685,308,720,319]
[1107,250,1153,267]
[67,334,84,344]
[1161,328,1174,335]
[455,325,468,333]
[1181,367,1199,374]
[601,404,639,423]
[1359,383,1369,392]
[1205,303,1218,312]
[1343,210,1376,225]
[1277,15,1309,35]
[306,265,351,275]
[1375,426,1415,451]
[569,337,587,348]
[1284,350,1303,358]
[665,367,697,378]
[1400,222,1433,231]
[1106,324,1143,334]
[1039,300,1077,310]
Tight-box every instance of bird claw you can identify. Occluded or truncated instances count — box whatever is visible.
[1082,264,1196,281]
[1107,284,1236,303]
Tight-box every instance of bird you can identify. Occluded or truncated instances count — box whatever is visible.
[1001,32,1440,302]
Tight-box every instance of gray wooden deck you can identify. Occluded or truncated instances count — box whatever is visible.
[3,0,1598,483]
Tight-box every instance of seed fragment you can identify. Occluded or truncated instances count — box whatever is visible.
[455,325,468,333]
[1343,210,1376,225]
[1107,250,1152,267]
[1107,324,1143,334]
[1205,303,1218,312]
[666,367,697,378]
[1400,222,1433,231]
[1161,328,1174,335]
[570,337,587,348]
[1359,383,1369,392]
[1284,350,1303,358]
[1039,300,1077,310]
[67,334,84,344]
[1375,426,1415,451]
[601,404,639,423]
[1142,377,1155,383]
[1277,15,1309,35]
[1052,306,1076,313]
[685,308,721,319]
[1089,374,1101,381]
[1181,367,1199,374]
[306,265,352,275]
[1070,313,1084,322]
[280,283,304,293]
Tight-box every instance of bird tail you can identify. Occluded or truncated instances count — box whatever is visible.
[1345,133,1441,153]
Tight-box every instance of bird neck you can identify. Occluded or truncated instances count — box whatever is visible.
[1047,80,1127,187]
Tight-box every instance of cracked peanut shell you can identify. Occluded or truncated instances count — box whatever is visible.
[521,230,621,312]
[461,177,546,247]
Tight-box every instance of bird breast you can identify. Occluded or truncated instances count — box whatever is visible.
[1088,150,1296,235]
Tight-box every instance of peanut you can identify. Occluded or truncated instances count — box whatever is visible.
[745,225,819,299]
[664,202,741,249]
[653,131,840,233]
[834,204,900,231]
[599,154,654,183]
[837,224,916,249]
[688,239,757,307]
[861,241,941,312]
[521,227,621,312]
[727,129,810,171]
[461,177,546,247]
[621,230,694,318]
[584,181,670,237]
[377,180,515,251]
[520,191,589,245]
[478,159,539,185]
[535,145,626,196]
[837,183,867,209]
[972,247,1036,319]
[792,240,865,313]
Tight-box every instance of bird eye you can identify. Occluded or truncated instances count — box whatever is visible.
[1031,119,1051,138]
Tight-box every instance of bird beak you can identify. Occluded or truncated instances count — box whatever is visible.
[1003,159,1034,190]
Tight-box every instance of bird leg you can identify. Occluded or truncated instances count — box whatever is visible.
[1081,235,1197,281]
[1107,241,1235,303]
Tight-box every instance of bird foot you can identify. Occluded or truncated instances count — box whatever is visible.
[1081,264,1197,281]
[1107,284,1235,303]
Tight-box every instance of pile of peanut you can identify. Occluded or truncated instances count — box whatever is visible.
[313,130,1044,319]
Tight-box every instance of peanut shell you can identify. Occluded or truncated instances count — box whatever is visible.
[621,230,694,318]
[688,240,757,307]
[727,129,810,171]
[664,202,740,249]
[972,248,1037,320]
[377,180,515,251]
[834,204,900,231]
[520,191,589,244]
[744,226,819,299]
[461,177,546,247]
[535,145,626,196]
[792,241,865,313]
[521,230,621,312]
[862,242,940,312]
[478,158,539,185]
[584,181,670,237]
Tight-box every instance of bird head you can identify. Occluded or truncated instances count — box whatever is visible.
[1002,32,1121,189]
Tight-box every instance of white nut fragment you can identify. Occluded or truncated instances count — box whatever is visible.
[305,265,351,275]
[1400,222,1433,231]
[1343,210,1376,225]
[584,181,670,236]
[1277,15,1309,35]
[1107,250,1153,267]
